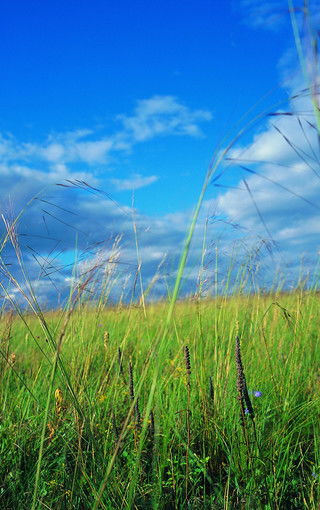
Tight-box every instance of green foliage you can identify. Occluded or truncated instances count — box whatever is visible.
[0,292,319,509]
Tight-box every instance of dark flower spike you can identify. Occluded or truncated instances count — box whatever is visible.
[235,336,254,418]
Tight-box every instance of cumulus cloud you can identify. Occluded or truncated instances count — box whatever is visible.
[118,95,212,141]
[214,94,320,276]
[0,96,212,169]
[0,76,319,310]
[110,173,159,191]
[0,93,211,269]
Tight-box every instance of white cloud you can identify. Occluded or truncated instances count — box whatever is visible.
[1,77,319,309]
[240,0,288,31]
[277,215,320,241]
[0,96,212,169]
[118,95,212,142]
[215,95,320,260]
[41,143,65,162]
[70,139,113,164]
[110,173,159,191]
[240,0,320,32]
[25,134,114,165]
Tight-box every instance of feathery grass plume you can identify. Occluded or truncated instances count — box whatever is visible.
[8,352,16,367]
[47,422,55,443]
[54,388,64,417]
[103,331,109,350]
[184,345,191,505]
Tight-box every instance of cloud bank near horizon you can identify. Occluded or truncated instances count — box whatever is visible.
[1,79,320,309]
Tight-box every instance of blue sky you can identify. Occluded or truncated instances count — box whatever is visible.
[0,1,319,306]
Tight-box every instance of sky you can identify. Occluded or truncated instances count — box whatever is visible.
[0,0,320,307]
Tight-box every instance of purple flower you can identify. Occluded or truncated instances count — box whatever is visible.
[248,389,263,397]
[245,408,250,415]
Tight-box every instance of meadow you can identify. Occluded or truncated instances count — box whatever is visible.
[0,7,319,509]
[0,287,319,509]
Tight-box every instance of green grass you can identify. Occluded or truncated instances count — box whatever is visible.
[0,8,319,509]
[0,291,319,509]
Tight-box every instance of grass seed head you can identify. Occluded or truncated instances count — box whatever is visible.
[54,388,64,416]
[8,352,16,366]
[235,336,254,419]
[103,331,109,350]
[129,360,134,400]
[184,345,191,377]
[47,422,55,442]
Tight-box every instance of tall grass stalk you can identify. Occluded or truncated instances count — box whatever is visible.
[288,0,320,134]
[31,326,65,510]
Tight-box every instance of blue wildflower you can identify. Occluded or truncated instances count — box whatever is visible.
[248,389,263,397]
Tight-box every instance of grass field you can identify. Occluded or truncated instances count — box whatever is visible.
[0,7,319,509]
[0,288,319,509]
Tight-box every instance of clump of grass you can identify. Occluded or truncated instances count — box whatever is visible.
[0,292,319,508]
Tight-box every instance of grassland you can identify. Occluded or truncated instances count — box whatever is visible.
[0,290,319,509]
[0,4,319,509]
